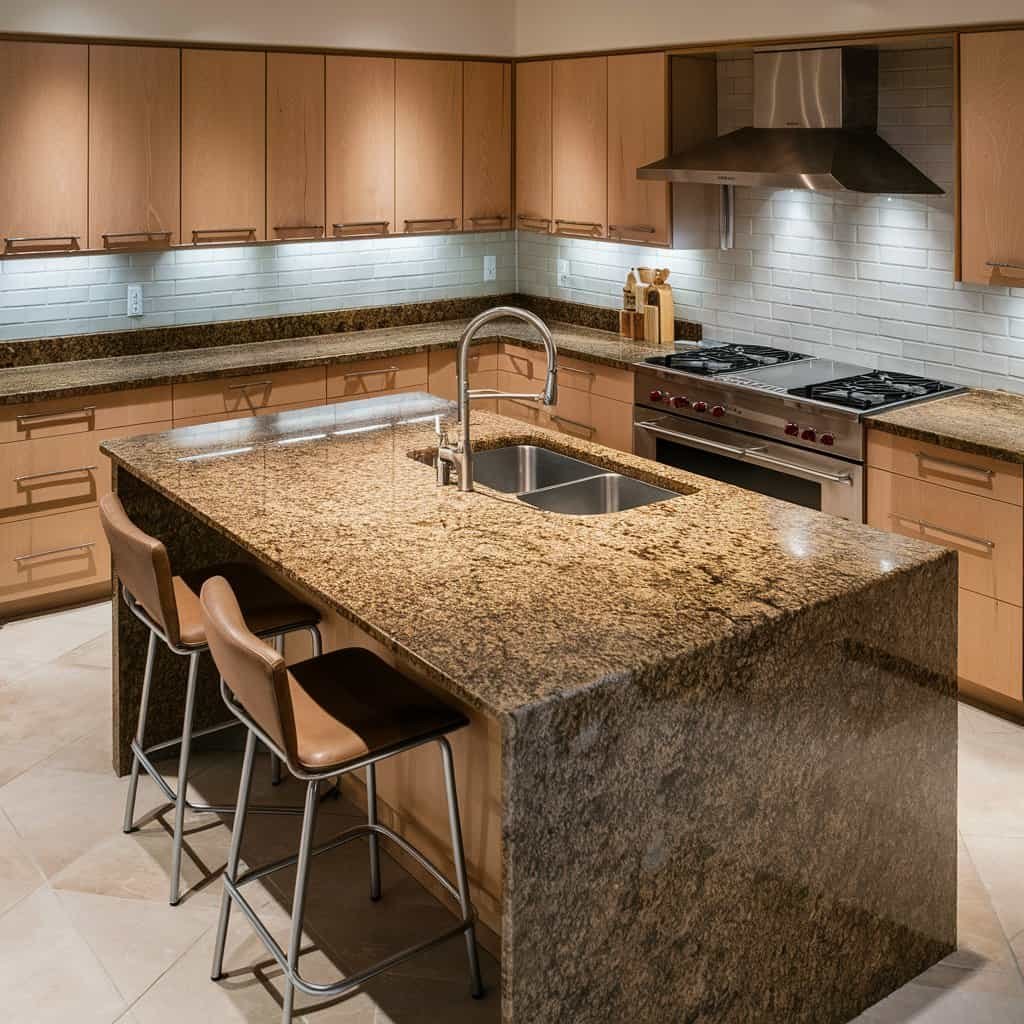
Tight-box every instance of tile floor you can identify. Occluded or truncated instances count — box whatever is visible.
[0,601,1022,1023]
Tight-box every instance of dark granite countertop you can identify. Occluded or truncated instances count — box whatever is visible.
[866,389,1024,464]
[0,319,666,406]
[102,392,950,719]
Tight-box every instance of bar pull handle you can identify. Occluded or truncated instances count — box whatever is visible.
[560,365,595,378]
[15,406,96,426]
[4,235,80,254]
[15,464,97,484]
[404,217,458,231]
[332,221,390,237]
[272,225,324,238]
[517,214,551,229]
[915,451,994,482]
[889,513,995,551]
[342,366,399,378]
[226,380,273,391]
[14,541,95,563]
[102,231,172,249]
[551,413,595,435]
[986,260,1024,272]
[609,224,656,236]
[468,215,507,225]
[191,228,257,244]
[554,220,603,236]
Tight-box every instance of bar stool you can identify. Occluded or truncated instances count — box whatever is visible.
[199,575,484,1023]
[98,494,324,906]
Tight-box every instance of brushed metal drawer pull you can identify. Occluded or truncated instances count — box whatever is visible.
[560,365,595,378]
[609,224,656,235]
[14,541,95,563]
[226,380,273,391]
[986,260,1024,271]
[552,414,595,434]
[342,366,399,379]
[332,221,390,237]
[272,224,325,236]
[102,231,172,248]
[15,405,96,426]
[15,464,97,484]
[517,215,551,228]
[192,228,257,244]
[469,215,506,224]
[4,235,80,254]
[554,220,602,236]
[915,450,994,481]
[404,218,458,229]
[890,513,995,549]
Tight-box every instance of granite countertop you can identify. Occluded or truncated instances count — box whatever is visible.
[866,388,1024,464]
[0,318,666,406]
[101,392,949,719]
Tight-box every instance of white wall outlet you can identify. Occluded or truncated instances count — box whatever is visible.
[127,284,144,317]
[557,259,571,288]
[483,253,497,282]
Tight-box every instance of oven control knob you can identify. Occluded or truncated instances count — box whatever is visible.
[649,389,666,403]
[693,400,708,413]
[784,422,799,436]
[669,395,690,409]
[711,404,726,418]
[801,428,817,442]
[820,433,835,447]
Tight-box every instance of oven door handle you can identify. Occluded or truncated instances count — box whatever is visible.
[635,420,855,486]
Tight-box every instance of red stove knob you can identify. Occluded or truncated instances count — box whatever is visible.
[693,400,708,413]
[711,404,726,417]
[669,395,690,409]
[820,433,835,446]
[784,422,799,436]
[801,428,817,442]
[649,389,665,403]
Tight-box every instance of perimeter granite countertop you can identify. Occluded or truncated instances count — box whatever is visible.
[866,388,1024,464]
[102,392,951,718]
[0,318,667,406]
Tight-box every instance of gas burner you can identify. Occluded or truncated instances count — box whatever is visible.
[787,370,960,411]
[645,344,806,376]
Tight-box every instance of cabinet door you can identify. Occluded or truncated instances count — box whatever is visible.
[960,31,1024,285]
[325,56,395,239]
[181,49,266,244]
[464,62,512,231]
[89,45,180,249]
[0,42,88,253]
[395,59,463,234]
[267,52,325,241]
[552,57,607,239]
[515,61,553,234]
[608,53,670,246]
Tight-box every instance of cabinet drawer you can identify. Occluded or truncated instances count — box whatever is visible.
[327,352,428,400]
[172,367,326,421]
[0,507,110,603]
[1,422,170,522]
[867,467,1023,606]
[500,344,632,403]
[547,389,633,452]
[0,386,172,444]
[867,430,1022,505]
[172,399,325,430]
[428,344,498,402]
[959,589,1023,701]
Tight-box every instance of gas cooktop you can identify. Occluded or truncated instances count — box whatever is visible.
[787,370,962,411]
[644,343,807,376]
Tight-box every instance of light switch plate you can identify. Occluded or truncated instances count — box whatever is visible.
[557,259,570,288]
[127,285,143,317]
[483,253,497,282]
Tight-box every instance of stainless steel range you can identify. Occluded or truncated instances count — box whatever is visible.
[633,344,964,522]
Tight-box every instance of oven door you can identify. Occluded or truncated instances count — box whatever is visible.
[634,414,864,522]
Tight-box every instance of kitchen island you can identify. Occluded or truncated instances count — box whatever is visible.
[102,392,958,1024]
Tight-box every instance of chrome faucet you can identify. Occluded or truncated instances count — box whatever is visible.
[437,306,558,491]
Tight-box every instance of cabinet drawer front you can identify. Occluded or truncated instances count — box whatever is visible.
[557,355,633,403]
[0,422,170,522]
[867,467,1023,605]
[427,344,497,402]
[0,386,172,444]
[172,367,326,421]
[171,399,325,430]
[326,352,428,400]
[0,507,110,601]
[867,430,1022,505]
[959,589,1023,701]
[498,395,548,427]
[498,343,546,382]
[548,389,633,453]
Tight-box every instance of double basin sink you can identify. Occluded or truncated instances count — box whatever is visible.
[469,444,678,515]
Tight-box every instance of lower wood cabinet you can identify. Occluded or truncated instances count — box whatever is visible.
[327,353,428,401]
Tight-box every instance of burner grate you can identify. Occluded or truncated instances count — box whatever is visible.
[788,370,959,410]
[645,344,805,376]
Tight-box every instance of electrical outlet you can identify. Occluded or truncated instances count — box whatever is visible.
[557,259,570,288]
[483,253,497,282]
[127,285,144,317]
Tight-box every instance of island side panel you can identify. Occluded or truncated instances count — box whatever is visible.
[501,553,957,1024]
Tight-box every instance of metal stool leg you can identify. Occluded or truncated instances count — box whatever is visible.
[282,780,320,1024]
[439,738,484,998]
[366,763,381,901]
[123,628,158,833]
[211,728,257,981]
[169,650,201,906]
[270,636,285,787]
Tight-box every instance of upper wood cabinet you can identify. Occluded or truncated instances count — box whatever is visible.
[395,59,463,234]
[326,56,396,239]
[267,52,325,241]
[464,62,512,231]
[515,61,553,234]
[608,53,670,247]
[0,41,88,254]
[552,57,608,239]
[960,31,1024,285]
[88,45,180,249]
[181,49,266,244]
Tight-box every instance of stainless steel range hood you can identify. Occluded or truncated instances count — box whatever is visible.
[638,48,943,195]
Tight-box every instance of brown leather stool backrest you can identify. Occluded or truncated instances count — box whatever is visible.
[199,575,296,761]
[99,494,183,646]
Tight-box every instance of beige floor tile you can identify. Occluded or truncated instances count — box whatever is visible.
[857,982,1024,1022]
[0,600,111,666]
[0,807,45,918]
[0,886,126,1024]
[60,632,114,671]
[958,732,1024,838]
[43,722,115,775]
[0,736,62,789]
[962,834,1024,943]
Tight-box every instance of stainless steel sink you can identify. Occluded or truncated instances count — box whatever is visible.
[519,473,677,515]
[471,445,603,493]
